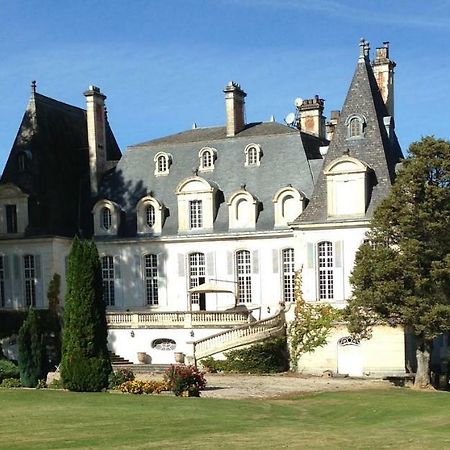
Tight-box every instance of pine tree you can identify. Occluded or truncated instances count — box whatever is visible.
[347,136,450,388]
[18,308,46,387]
[60,237,111,391]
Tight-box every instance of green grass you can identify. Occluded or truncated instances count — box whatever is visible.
[1,388,450,449]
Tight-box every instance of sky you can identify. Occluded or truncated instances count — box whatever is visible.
[0,0,449,168]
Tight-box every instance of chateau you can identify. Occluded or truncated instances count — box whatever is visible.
[0,40,407,376]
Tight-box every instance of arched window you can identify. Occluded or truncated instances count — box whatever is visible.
[157,155,167,172]
[101,256,115,306]
[101,207,112,230]
[282,248,295,302]
[136,196,164,235]
[154,152,172,175]
[144,254,158,306]
[227,189,258,230]
[318,241,333,300]
[245,144,262,167]
[146,205,156,227]
[189,253,206,309]
[236,250,252,303]
[345,114,366,139]
[199,147,216,171]
[272,187,305,227]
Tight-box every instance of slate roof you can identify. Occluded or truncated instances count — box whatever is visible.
[293,50,403,226]
[1,92,121,237]
[100,122,326,237]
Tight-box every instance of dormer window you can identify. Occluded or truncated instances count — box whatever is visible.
[245,144,262,167]
[136,196,164,235]
[273,187,305,227]
[102,207,112,230]
[154,152,172,176]
[189,200,203,229]
[0,183,29,236]
[17,151,31,172]
[5,205,17,233]
[345,114,366,139]
[227,189,259,230]
[198,147,216,172]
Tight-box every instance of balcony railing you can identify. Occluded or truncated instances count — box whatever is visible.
[106,310,251,329]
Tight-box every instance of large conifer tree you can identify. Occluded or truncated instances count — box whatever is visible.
[61,237,111,391]
[347,137,450,388]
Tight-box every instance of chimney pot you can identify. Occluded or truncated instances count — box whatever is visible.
[224,81,247,137]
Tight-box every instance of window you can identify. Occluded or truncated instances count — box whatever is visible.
[189,253,205,306]
[146,205,156,227]
[5,205,17,233]
[144,254,158,306]
[0,256,4,308]
[345,114,366,139]
[318,242,333,300]
[236,250,252,303]
[202,151,212,168]
[189,200,203,229]
[24,255,36,307]
[227,189,258,230]
[101,256,115,306]
[282,248,295,302]
[18,153,26,172]
[101,207,112,230]
[245,144,262,167]
[154,152,172,175]
[273,187,305,227]
[152,338,176,351]
[199,147,216,171]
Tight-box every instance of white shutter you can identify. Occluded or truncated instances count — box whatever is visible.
[178,254,185,277]
[114,255,121,279]
[306,243,314,269]
[272,249,279,273]
[335,241,343,268]
[226,251,233,275]
[34,255,42,307]
[252,250,259,274]
[206,253,215,278]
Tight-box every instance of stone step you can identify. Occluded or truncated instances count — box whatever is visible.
[109,351,133,365]
[112,363,172,374]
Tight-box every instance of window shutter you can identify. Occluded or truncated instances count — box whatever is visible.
[158,253,164,278]
[178,254,185,277]
[3,255,12,306]
[306,243,314,269]
[34,255,43,307]
[252,250,259,274]
[335,241,343,268]
[114,255,121,279]
[206,252,215,278]
[272,249,279,273]
[227,251,233,275]
[134,254,141,279]
[13,254,21,280]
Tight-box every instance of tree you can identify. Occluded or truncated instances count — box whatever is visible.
[18,308,46,387]
[347,136,450,388]
[288,270,340,370]
[60,238,111,391]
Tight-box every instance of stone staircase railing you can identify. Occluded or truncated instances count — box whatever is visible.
[192,309,286,361]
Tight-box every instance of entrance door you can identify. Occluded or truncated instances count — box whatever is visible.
[337,336,363,376]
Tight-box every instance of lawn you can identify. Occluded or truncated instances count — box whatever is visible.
[1,388,450,449]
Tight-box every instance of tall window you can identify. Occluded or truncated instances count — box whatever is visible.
[24,255,36,307]
[189,253,205,305]
[18,153,27,172]
[236,250,252,303]
[318,241,334,300]
[189,200,203,229]
[146,205,156,228]
[202,150,212,168]
[282,248,295,302]
[0,256,4,308]
[157,155,167,173]
[101,207,112,230]
[145,254,158,306]
[6,205,17,233]
[248,147,258,165]
[101,256,115,306]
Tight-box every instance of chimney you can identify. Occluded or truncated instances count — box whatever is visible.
[84,85,107,196]
[326,110,340,141]
[297,96,325,138]
[372,42,396,117]
[224,81,246,137]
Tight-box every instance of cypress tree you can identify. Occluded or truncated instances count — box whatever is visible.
[18,307,46,387]
[61,237,111,391]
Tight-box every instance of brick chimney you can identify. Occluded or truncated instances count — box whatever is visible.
[84,86,107,196]
[372,42,396,117]
[326,110,340,141]
[224,81,246,137]
[297,96,325,138]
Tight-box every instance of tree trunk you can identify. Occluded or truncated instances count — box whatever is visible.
[414,337,432,389]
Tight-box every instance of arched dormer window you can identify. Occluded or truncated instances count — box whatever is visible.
[92,200,122,236]
[175,176,217,233]
[198,147,217,172]
[345,114,366,139]
[273,186,306,227]
[154,152,172,176]
[324,155,369,218]
[136,195,164,235]
[0,183,29,236]
[227,189,258,230]
[244,144,262,167]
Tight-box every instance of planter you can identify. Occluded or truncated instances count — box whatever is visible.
[174,352,185,364]
[137,352,149,364]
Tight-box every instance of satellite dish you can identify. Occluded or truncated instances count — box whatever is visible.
[285,113,296,126]
[294,97,303,108]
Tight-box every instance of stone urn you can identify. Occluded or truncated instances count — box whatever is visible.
[174,352,185,364]
[137,352,149,364]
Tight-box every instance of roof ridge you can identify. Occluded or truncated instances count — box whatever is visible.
[33,92,86,113]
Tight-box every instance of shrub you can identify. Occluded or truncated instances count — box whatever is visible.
[0,359,20,382]
[36,379,47,389]
[18,308,47,387]
[108,368,135,390]
[61,238,111,392]
[201,337,288,374]
[1,377,22,388]
[118,380,167,394]
[164,365,206,396]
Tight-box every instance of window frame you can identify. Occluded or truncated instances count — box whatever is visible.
[189,252,206,305]
[101,207,112,231]
[244,143,262,167]
[101,255,115,306]
[198,147,217,172]
[345,114,366,139]
[24,254,36,307]
[236,250,252,303]
[154,152,172,176]
[282,248,295,303]
[5,204,18,234]
[189,199,203,229]
[317,241,334,300]
[144,254,159,306]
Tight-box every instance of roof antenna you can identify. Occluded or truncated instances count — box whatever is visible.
[31,80,37,95]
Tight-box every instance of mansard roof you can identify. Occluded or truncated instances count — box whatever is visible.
[1,91,121,237]
[294,48,403,226]
[99,122,326,237]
